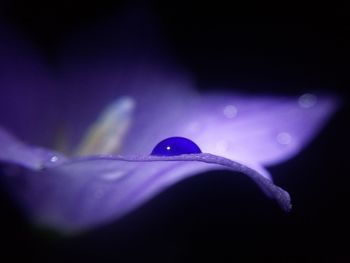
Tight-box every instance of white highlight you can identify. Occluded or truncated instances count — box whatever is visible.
[102,171,126,181]
[223,105,238,118]
[276,132,292,145]
[298,93,317,108]
[50,156,58,162]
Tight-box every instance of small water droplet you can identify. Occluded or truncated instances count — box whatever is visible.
[223,105,238,118]
[298,93,317,108]
[151,137,202,156]
[50,156,58,162]
[94,188,105,199]
[276,132,292,145]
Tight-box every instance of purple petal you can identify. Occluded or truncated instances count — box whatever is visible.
[56,11,338,166]
[0,127,66,169]
[116,92,338,168]
[158,93,339,166]
[4,154,290,233]
[0,8,337,235]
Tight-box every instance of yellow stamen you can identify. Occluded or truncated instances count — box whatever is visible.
[75,96,135,155]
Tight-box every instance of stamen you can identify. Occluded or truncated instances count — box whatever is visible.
[75,96,135,155]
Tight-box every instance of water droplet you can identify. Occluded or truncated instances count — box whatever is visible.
[223,105,238,118]
[50,156,58,162]
[298,93,317,108]
[151,137,202,156]
[276,132,292,145]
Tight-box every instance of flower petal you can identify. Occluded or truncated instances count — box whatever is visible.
[161,92,339,166]
[114,92,337,169]
[56,10,338,164]
[4,153,290,233]
[0,127,66,170]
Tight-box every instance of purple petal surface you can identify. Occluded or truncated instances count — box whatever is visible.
[0,7,338,235]
[58,10,338,167]
[4,153,290,233]
[0,127,66,169]
[145,92,339,166]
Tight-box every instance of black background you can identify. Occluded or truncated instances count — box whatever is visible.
[0,0,349,262]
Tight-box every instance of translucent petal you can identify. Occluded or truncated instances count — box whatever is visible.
[0,127,66,169]
[5,153,290,233]
[57,10,338,166]
[166,93,339,166]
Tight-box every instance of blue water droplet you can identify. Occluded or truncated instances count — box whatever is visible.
[151,137,202,156]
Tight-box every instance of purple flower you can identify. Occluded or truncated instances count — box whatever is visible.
[0,9,338,234]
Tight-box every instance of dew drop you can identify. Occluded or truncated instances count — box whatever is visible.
[276,132,292,145]
[50,156,58,162]
[151,137,202,156]
[223,105,238,118]
[298,93,317,108]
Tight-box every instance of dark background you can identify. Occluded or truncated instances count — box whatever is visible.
[0,0,348,262]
